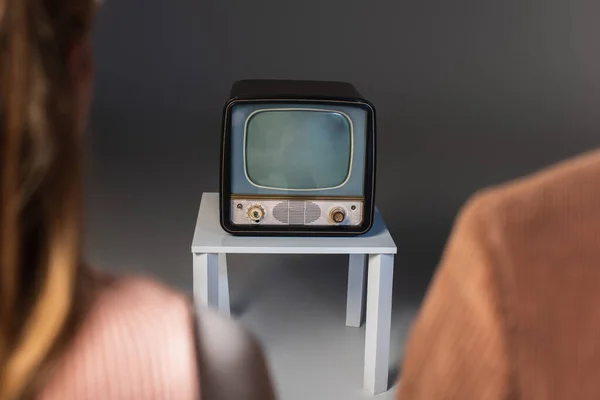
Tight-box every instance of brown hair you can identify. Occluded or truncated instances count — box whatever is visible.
[0,0,95,399]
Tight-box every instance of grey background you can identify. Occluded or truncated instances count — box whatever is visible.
[85,1,600,399]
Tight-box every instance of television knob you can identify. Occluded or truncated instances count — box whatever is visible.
[330,208,346,224]
[247,205,265,223]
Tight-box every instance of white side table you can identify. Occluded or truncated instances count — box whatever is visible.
[191,193,397,395]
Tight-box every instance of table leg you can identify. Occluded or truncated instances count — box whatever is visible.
[346,254,367,327]
[193,253,231,317]
[218,253,231,317]
[364,253,394,395]
[193,253,218,309]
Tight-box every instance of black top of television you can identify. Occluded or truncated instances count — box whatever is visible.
[229,79,365,102]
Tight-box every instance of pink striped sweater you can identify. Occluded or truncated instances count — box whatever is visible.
[38,274,200,400]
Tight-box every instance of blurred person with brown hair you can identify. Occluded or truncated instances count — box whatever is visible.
[395,149,600,399]
[0,1,276,399]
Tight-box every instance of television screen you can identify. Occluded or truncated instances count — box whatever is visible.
[229,102,367,198]
[245,110,353,191]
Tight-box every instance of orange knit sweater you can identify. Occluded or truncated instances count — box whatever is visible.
[38,274,200,400]
[396,148,600,399]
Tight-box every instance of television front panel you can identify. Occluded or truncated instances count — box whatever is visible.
[220,80,376,236]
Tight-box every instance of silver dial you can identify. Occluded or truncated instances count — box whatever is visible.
[247,205,265,223]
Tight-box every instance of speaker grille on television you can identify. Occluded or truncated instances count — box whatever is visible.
[273,202,289,223]
[304,202,321,223]
[289,201,305,225]
[271,200,322,225]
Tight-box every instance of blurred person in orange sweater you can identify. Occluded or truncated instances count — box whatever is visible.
[396,149,600,399]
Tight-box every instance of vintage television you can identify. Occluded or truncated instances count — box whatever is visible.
[219,79,376,236]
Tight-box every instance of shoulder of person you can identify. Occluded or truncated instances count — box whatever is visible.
[96,274,276,400]
[42,273,200,399]
[456,148,600,234]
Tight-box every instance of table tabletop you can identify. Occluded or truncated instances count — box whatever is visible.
[191,193,397,255]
